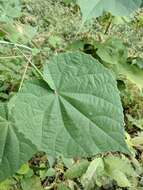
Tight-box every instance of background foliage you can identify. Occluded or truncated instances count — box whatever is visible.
[0,0,143,189]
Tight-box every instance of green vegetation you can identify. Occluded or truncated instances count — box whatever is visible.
[0,0,143,189]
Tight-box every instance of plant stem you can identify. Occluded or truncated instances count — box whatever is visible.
[104,15,112,35]
[19,61,29,91]
[0,55,23,59]
[16,47,44,79]
[0,40,54,91]
[0,40,32,51]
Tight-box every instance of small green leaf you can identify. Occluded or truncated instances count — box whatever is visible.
[62,157,74,168]
[0,179,13,190]
[110,170,131,187]
[67,40,85,51]
[48,36,63,48]
[104,156,136,177]
[104,156,136,187]
[21,177,43,190]
[132,57,143,69]
[64,160,89,179]
[32,48,40,56]
[127,114,143,130]
[46,168,56,177]
[58,183,71,190]
[81,158,104,190]
[132,133,143,146]
[116,61,143,90]
[17,163,30,175]
[96,38,128,65]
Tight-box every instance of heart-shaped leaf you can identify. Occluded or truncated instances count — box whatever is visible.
[9,52,129,157]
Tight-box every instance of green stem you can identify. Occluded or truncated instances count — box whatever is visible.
[0,40,32,51]
[0,40,54,91]
[104,16,112,35]
[19,62,29,91]
[0,55,23,59]
[16,47,44,79]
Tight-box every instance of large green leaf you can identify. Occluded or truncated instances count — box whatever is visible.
[9,52,129,157]
[0,103,36,181]
[77,0,142,23]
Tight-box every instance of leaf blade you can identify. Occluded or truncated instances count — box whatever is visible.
[9,52,129,157]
